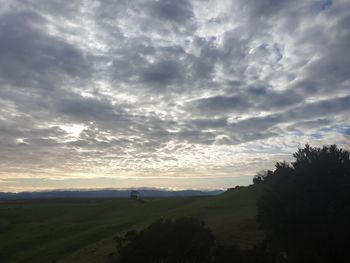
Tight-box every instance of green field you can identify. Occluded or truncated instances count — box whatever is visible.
[0,184,265,263]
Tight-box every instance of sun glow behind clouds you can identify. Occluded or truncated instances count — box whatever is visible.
[58,124,86,141]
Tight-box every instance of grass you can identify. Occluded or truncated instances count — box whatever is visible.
[0,184,265,263]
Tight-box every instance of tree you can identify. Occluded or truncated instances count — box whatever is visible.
[130,190,139,200]
[253,170,274,184]
[115,217,215,263]
[257,145,350,262]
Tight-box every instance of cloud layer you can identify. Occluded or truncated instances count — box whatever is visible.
[0,0,349,191]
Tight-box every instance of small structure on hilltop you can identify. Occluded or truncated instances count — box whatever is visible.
[130,190,140,200]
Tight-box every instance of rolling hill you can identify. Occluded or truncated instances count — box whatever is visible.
[0,184,265,263]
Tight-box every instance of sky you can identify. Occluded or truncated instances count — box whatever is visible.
[0,0,349,192]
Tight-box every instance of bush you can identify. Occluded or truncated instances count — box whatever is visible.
[115,217,215,263]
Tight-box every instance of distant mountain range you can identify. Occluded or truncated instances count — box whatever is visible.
[0,188,224,200]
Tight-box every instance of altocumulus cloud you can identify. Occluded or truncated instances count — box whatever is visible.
[0,0,349,191]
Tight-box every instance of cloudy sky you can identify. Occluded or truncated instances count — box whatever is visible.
[0,0,349,192]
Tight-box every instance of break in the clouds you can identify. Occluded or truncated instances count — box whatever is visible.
[0,0,349,191]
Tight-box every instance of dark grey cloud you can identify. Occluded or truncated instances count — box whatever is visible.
[141,59,184,86]
[191,95,250,115]
[192,36,221,78]
[0,11,90,90]
[286,118,333,132]
[229,96,350,134]
[237,0,291,18]
[181,95,350,145]
[55,94,117,121]
[146,0,194,25]
[190,118,228,129]
[188,87,302,116]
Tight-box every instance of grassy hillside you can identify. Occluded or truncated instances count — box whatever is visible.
[0,184,265,263]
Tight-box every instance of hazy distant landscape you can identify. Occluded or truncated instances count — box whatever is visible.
[0,189,223,200]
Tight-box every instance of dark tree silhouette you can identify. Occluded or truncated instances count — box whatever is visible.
[253,170,274,184]
[115,217,215,263]
[257,145,350,262]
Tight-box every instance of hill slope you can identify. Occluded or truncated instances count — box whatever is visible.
[0,184,265,263]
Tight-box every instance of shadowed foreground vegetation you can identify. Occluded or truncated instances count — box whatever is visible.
[115,217,272,263]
